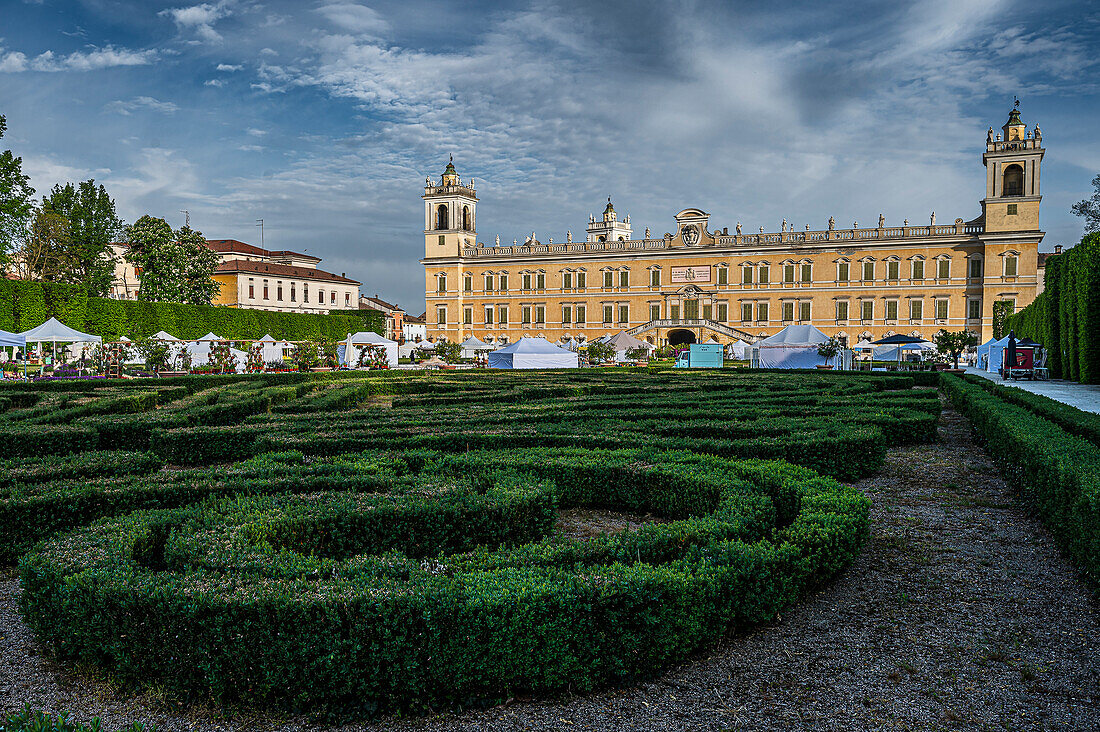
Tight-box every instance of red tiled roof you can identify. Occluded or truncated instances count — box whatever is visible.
[360,295,403,313]
[205,239,321,261]
[215,259,359,285]
[113,239,321,262]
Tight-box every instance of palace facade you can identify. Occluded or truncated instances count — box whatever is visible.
[422,108,1047,346]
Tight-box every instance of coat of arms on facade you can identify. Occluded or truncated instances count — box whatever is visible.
[681,224,700,246]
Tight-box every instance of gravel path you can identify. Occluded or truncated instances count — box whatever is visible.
[3,398,1099,731]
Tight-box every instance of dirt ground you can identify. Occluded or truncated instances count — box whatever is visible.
[3,398,1098,731]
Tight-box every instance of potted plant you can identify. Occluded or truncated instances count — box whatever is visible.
[933,328,978,372]
[816,337,841,369]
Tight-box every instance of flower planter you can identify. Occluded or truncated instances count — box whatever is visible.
[944,368,966,374]
[309,367,334,372]
[816,365,834,370]
[159,371,187,378]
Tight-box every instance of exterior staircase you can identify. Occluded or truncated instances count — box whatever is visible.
[627,319,754,341]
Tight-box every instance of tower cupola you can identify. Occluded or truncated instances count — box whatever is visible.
[587,196,632,242]
[1002,102,1026,142]
[441,155,460,186]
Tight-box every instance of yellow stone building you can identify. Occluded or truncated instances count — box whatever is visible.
[422,108,1046,347]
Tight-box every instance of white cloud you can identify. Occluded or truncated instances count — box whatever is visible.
[105,96,179,115]
[0,45,157,72]
[246,128,267,137]
[316,3,388,37]
[0,51,27,72]
[215,62,242,71]
[204,78,226,87]
[160,2,233,43]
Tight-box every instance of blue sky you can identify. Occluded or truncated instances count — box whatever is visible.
[1,0,1097,311]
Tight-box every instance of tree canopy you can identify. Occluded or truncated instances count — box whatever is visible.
[1071,173,1100,234]
[41,180,124,296]
[123,216,220,305]
[0,114,36,262]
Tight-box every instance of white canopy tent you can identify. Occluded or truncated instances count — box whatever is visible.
[256,334,292,363]
[602,331,651,362]
[751,324,831,369]
[151,330,179,341]
[343,331,399,367]
[460,335,492,358]
[184,332,229,369]
[727,339,751,360]
[488,337,578,369]
[19,318,102,363]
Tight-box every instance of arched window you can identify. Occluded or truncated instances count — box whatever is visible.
[435,204,449,230]
[1002,164,1024,196]
[597,235,606,242]
[462,206,471,231]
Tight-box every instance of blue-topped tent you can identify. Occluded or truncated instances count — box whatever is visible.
[0,329,25,348]
[978,335,1011,372]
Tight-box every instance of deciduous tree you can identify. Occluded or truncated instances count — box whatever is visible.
[933,328,979,369]
[42,180,124,296]
[124,216,220,305]
[0,114,35,261]
[1071,174,1100,234]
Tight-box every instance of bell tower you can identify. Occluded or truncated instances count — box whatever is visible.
[982,101,1043,233]
[586,197,633,242]
[423,156,478,258]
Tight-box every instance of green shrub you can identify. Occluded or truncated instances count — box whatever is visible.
[1005,232,1100,383]
[19,449,869,717]
[943,375,1100,584]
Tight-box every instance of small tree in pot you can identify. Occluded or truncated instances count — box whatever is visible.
[434,339,462,364]
[933,328,978,370]
[816,337,841,368]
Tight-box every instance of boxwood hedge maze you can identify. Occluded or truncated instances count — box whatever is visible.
[1,370,943,717]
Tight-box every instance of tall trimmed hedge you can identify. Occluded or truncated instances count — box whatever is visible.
[0,280,383,341]
[1005,232,1100,383]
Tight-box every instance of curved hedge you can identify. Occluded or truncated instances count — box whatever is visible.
[19,448,869,717]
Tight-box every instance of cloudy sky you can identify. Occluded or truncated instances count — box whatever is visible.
[2,0,1097,311]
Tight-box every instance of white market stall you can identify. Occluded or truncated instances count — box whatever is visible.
[602,331,651,362]
[19,317,102,364]
[487,337,578,369]
[343,331,399,367]
[256,334,292,363]
[727,339,751,360]
[751,324,832,369]
[460,335,492,359]
[182,333,247,372]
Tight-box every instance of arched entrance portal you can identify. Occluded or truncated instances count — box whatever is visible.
[668,329,697,346]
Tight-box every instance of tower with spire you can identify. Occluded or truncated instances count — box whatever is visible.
[586,196,633,242]
[423,156,478,259]
[982,99,1044,233]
